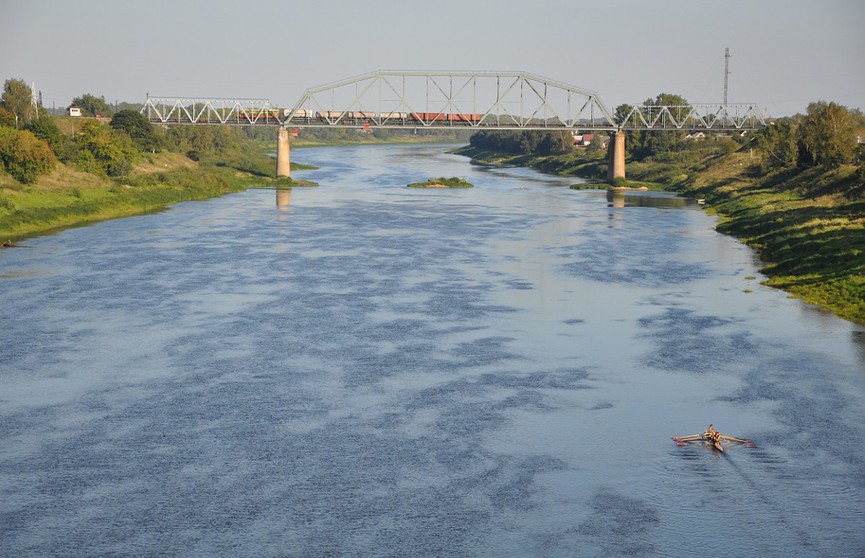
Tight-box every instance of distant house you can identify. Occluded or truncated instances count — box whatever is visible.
[572,133,595,147]
[685,132,705,140]
[68,106,82,117]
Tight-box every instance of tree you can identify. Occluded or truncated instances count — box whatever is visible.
[611,94,691,161]
[0,107,16,128]
[110,110,163,152]
[71,93,113,117]
[641,94,690,159]
[756,118,800,169]
[75,120,137,177]
[614,104,634,127]
[555,130,573,153]
[1,78,36,129]
[26,115,65,151]
[0,127,57,183]
[649,93,690,114]
[800,101,856,168]
[164,125,239,155]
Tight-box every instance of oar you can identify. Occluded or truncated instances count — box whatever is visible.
[718,434,751,443]
[673,434,704,441]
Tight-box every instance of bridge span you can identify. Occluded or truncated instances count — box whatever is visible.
[140,70,768,181]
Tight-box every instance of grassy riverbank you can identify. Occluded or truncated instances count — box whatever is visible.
[0,125,472,242]
[0,149,315,241]
[455,144,865,325]
[676,155,864,324]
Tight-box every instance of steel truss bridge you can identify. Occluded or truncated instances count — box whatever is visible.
[141,70,767,132]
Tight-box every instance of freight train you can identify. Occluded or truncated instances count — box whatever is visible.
[288,109,483,124]
[234,108,483,124]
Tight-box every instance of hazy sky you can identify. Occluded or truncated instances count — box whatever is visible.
[2,0,863,117]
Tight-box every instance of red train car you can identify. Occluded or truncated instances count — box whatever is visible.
[410,112,481,124]
[447,113,482,124]
[410,112,446,122]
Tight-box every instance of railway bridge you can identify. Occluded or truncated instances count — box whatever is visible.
[140,70,768,182]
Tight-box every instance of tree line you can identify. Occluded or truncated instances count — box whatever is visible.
[3,77,863,187]
[755,101,864,172]
[468,91,864,181]
[0,78,263,184]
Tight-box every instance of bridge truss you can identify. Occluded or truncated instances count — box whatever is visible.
[141,70,767,131]
[617,104,766,131]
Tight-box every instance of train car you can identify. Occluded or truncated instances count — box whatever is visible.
[316,111,345,120]
[284,109,314,119]
[347,111,376,120]
[410,112,446,122]
[379,112,408,120]
[447,113,482,124]
[236,109,281,122]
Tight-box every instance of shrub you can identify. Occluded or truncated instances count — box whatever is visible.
[110,110,163,152]
[74,120,138,177]
[0,127,57,183]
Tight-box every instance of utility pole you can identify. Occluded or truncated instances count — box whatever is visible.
[723,48,731,107]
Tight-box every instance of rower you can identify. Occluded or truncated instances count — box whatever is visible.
[704,424,715,438]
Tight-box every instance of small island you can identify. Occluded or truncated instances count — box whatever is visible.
[407,177,474,189]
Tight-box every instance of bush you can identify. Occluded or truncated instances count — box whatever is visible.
[74,120,139,177]
[718,137,740,156]
[0,127,57,183]
[110,110,163,152]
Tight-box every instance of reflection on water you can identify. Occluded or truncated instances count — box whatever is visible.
[1,144,863,556]
[276,187,291,210]
[607,187,689,208]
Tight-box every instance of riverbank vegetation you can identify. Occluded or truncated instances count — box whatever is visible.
[457,97,865,324]
[0,79,326,240]
[408,177,473,188]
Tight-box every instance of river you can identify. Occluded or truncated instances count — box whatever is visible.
[1,144,864,557]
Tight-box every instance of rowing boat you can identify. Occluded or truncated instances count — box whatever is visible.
[673,430,752,452]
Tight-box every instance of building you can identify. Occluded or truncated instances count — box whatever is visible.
[68,106,82,117]
[572,133,595,147]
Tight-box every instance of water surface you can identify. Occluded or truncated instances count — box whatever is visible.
[1,144,863,556]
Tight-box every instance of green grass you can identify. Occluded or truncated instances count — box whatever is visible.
[0,166,249,240]
[670,156,864,324]
[407,177,473,188]
[0,143,319,241]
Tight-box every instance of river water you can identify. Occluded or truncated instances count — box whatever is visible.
[1,144,864,557]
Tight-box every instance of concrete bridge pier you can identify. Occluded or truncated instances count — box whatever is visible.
[607,130,626,183]
[277,128,291,178]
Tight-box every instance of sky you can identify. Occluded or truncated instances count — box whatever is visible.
[2,0,864,117]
